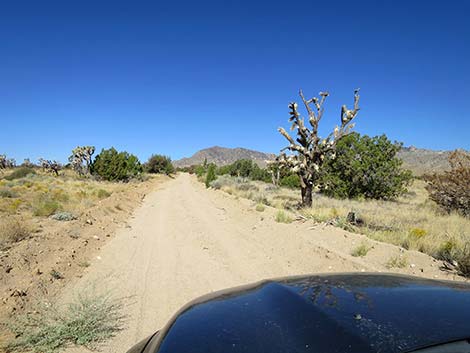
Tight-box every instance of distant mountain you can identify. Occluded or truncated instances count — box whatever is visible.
[175,145,454,176]
[173,146,276,168]
[397,146,451,176]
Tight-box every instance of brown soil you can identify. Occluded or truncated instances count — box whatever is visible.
[0,176,168,347]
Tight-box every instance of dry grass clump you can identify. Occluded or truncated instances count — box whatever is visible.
[0,216,30,250]
[255,203,265,212]
[275,210,293,224]
[386,255,408,269]
[4,290,125,353]
[351,243,370,257]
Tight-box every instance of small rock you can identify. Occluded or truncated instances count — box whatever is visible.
[86,219,93,225]
[35,268,43,275]
[410,264,416,268]
[93,235,100,240]
[5,266,13,274]
[354,314,362,320]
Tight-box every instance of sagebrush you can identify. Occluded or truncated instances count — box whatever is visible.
[425,150,470,217]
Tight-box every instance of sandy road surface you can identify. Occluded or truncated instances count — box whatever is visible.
[63,173,456,353]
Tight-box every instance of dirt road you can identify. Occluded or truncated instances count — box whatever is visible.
[62,173,456,353]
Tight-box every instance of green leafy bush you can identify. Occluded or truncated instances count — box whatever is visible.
[4,167,36,180]
[425,150,470,217]
[205,164,217,188]
[144,155,175,175]
[91,148,142,181]
[319,133,412,200]
[279,174,301,189]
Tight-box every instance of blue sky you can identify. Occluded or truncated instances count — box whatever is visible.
[1,1,469,163]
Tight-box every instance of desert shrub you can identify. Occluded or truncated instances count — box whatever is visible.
[319,133,413,200]
[275,210,293,223]
[255,203,265,212]
[51,212,77,221]
[0,217,29,249]
[409,228,427,238]
[91,148,142,182]
[33,197,61,216]
[0,188,17,198]
[425,150,470,217]
[144,154,175,175]
[195,165,205,178]
[279,174,301,189]
[351,243,370,257]
[96,189,111,199]
[205,164,217,188]
[4,167,36,181]
[434,239,470,277]
[219,159,271,182]
[5,291,124,353]
[386,255,408,269]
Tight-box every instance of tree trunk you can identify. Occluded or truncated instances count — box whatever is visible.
[301,183,313,208]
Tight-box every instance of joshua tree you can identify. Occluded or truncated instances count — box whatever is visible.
[39,158,62,176]
[0,155,16,169]
[277,88,360,207]
[68,146,95,175]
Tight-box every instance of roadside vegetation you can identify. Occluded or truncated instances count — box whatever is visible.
[186,134,470,279]
[0,148,174,348]
[4,291,124,353]
[184,88,470,279]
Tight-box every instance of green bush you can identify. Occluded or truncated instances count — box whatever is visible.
[91,148,142,181]
[195,165,206,178]
[6,291,124,353]
[425,150,470,217]
[4,167,36,181]
[205,164,217,188]
[144,154,175,175]
[279,174,301,189]
[319,133,413,200]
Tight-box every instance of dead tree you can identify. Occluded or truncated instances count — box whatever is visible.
[277,88,360,207]
[68,146,95,175]
[39,158,62,176]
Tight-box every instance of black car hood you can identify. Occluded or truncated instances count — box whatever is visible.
[144,273,470,353]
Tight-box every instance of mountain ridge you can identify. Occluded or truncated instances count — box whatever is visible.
[175,145,455,175]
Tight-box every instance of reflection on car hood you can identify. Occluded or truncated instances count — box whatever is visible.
[148,273,470,353]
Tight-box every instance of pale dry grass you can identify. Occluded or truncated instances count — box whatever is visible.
[212,176,470,271]
[0,216,30,250]
[0,170,123,219]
